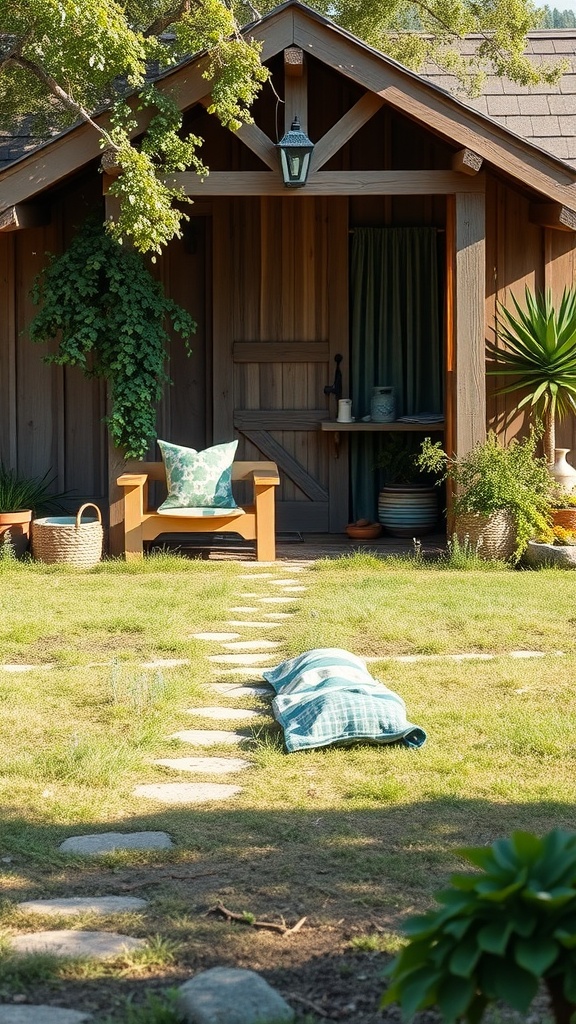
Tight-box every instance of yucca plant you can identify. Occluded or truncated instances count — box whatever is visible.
[487,287,576,465]
[382,830,576,1024]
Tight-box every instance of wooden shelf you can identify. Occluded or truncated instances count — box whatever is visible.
[320,420,444,432]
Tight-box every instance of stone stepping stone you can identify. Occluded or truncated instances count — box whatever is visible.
[222,639,280,651]
[141,658,189,668]
[210,684,271,697]
[186,706,259,721]
[228,607,259,613]
[262,612,293,619]
[258,596,295,604]
[237,572,274,579]
[509,650,547,658]
[171,729,246,746]
[190,632,241,641]
[208,653,275,665]
[227,620,282,629]
[269,578,299,586]
[9,930,145,959]
[0,664,54,673]
[0,1008,92,1023]
[178,967,294,1024]
[154,756,250,774]
[134,783,242,804]
[59,831,173,855]
[212,666,275,676]
[16,897,147,916]
[280,585,307,592]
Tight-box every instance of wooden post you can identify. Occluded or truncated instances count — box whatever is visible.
[453,192,486,457]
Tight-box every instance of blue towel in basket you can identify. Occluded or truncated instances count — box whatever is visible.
[263,648,426,753]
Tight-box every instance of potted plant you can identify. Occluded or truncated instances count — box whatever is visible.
[417,429,553,562]
[0,464,70,557]
[487,286,576,476]
[524,521,576,569]
[382,829,576,1024]
[375,433,440,537]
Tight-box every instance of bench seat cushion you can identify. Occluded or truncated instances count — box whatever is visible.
[155,506,245,518]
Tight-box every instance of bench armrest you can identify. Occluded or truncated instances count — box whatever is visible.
[252,468,280,487]
[117,473,148,488]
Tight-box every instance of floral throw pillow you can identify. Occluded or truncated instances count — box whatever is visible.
[157,439,238,510]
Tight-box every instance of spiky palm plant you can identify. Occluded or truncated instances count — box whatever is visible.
[487,287,576,465]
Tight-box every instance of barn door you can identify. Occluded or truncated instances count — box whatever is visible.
[212,196,349,534]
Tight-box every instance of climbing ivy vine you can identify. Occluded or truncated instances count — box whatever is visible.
[28,219,196,458]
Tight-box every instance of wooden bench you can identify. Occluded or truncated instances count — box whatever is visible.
[117,460,280,561]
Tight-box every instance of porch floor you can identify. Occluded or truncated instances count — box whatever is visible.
[150,531,447,563]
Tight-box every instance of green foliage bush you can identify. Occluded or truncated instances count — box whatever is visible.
[418,429,553,559]
[383,829,576,1024]
[28,220,196,458]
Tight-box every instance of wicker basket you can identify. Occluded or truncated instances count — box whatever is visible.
[453,510,516,561]
[32,503,103,568]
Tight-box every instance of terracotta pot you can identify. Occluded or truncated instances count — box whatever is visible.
[551,508,576,533]
[0,509,32,558]
[346,522,382,540]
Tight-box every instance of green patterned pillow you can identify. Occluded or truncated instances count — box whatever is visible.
[157,439,238,510]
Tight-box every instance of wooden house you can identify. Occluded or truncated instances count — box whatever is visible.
[1,1,576,550]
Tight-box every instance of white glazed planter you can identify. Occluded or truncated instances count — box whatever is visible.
[523,540,576,569]
[549,448,576,494]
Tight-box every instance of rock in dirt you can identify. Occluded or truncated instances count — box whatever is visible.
[9,930,145,959]
[177,967,295,1024]
[58,831,173,854]
[16,896,148,916]
[0,1009,92,1023]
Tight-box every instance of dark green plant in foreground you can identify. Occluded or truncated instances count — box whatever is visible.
[383,830,576,1024]
[28,220,197,458]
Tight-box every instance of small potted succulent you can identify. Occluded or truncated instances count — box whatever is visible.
[0,463,70,557]
[383,829,576,1024]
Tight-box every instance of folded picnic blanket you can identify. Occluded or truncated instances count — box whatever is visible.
[262,648,426,753]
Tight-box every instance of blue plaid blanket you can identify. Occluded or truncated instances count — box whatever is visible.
[263,648,426,753]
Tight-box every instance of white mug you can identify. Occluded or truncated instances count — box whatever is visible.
[337,398,352,422]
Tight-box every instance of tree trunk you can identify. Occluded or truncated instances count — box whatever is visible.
[545,977,576,1024]
[544,406,556,466]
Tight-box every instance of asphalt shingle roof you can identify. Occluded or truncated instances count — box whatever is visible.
[422,31,576,167]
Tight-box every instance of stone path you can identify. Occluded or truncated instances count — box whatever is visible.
[9,930,145,958]
[17,897,147,916]
[0,1009,92,1023]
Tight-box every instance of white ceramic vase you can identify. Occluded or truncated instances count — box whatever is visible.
[549,448,576,494]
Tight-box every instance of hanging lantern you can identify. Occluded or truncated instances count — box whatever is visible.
[277,117,314,188]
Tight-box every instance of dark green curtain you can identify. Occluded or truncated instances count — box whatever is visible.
[350,226,442,520]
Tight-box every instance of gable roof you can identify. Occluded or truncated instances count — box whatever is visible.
[422,31,576,169]
[1,1,576,215]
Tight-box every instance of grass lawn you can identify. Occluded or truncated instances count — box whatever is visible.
[1,552,575,1022]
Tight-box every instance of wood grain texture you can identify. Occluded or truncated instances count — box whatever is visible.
[243,428,329,501]
[529,203,576,232]
[310,93,384,173]
[233,341,330,362]
[171,170,486,195]
[454,192,486,455]
[451,149,483,176]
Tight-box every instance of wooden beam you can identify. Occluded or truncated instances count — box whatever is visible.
[234,122,278,171]
[243,429,329,502]
[0,204,49,231]
[234,410,329,430]
[233,341,330,362]
[284,48,307,132]
[451,148,483,176]
[529,202,576,232]
[169,169,486,196]
[310,92,384,173]
[454,192,486,456]
[284,46,304,76]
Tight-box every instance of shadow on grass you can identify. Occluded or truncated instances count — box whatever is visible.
[1,797,572,1021]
